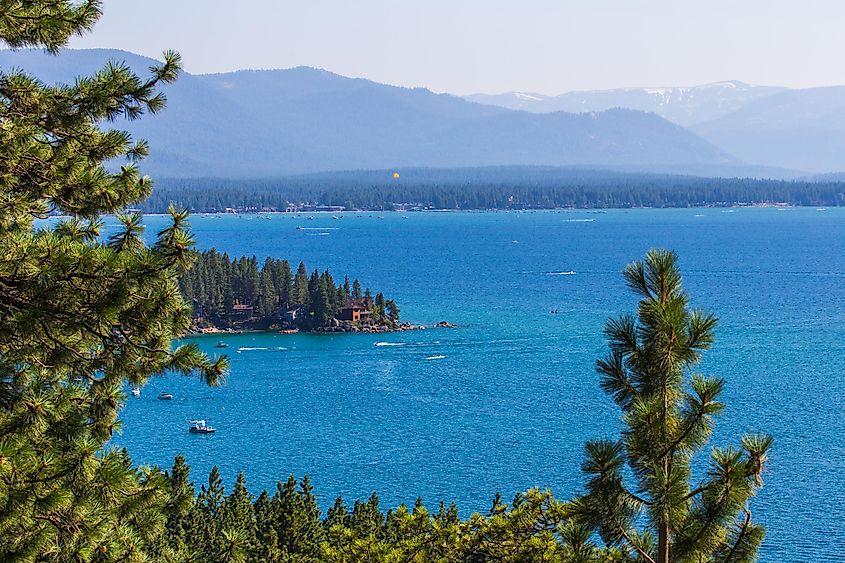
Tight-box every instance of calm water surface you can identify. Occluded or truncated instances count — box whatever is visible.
[120,208,845,561]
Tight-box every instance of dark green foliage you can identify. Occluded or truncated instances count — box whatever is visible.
[0,2,226,559]
[155,454,197,558]
[179,249,398,330]
[154,462,625,562]
[294,261,309,306]
[385,300,400,323]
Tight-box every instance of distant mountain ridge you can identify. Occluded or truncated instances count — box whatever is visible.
[466,81,788,127]
[468,81,845,173]
[691,86,845,173]
[0,48,737,178]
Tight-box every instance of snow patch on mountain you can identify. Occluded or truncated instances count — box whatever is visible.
[466,81,789,126]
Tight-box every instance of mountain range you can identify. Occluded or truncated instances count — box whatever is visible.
[2,48,844,177]
[468,82,845,174]
[0,48,735,177]
[466,81,787,127]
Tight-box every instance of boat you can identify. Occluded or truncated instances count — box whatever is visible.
[158,392,173,400]
[131,387,141,397]
[213,341,228,348]
[188,420,215,434]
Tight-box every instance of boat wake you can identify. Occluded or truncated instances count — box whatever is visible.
[547,271,576,275]
[374,342,405,347]
[425,355,446,360]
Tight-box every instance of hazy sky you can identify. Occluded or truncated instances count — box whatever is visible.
[68,0,845,94]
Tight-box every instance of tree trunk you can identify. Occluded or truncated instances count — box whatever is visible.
[658,524,669,563]
[659,453,670,563]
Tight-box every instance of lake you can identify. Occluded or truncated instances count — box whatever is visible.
[120,208,845,561]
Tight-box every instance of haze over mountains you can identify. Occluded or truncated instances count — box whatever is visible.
[466,81,788,127]
[2,48,844,177]
[468,83,845,174]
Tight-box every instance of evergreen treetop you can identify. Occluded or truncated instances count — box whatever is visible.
[573,249,771,563]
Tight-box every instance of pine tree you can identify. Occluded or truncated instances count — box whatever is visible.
[364,288,373,312]
[278,259,293,306]
[254,490,282,561]
[334,285,346,317]
[325,496,351,530]
[259,257,278,316]
[197,465,227,558]
[374,292,386,322]
[220,472,258,559]
[272,475,311,556]
[574,250,771,562]
[244,256,260,306]
[351,492,384,539]
[298,476,327,555]
[294,261,309,305]
[0,3,225,559]
[385,299,400,324]
[157,455,199,557]
[221,251,235,317]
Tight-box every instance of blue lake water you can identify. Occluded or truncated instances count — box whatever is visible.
[120,208,845,561]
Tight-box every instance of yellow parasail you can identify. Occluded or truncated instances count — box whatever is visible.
[392,171,400,180]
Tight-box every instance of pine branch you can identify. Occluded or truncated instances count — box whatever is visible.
[723,510,752,563]
[618,526,656,563]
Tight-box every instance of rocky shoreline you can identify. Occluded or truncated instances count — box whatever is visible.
[190,320,456,336]
[312,320,457,334]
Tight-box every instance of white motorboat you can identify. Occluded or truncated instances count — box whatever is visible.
[188,420,215,434]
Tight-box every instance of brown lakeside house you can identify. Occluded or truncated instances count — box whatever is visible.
[338,299,372,323]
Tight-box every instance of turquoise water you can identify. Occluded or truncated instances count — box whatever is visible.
[121,209,845,560]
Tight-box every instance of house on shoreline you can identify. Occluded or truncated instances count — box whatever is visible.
[338,299,372,323]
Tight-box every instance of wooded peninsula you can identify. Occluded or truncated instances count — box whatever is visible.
[179,250,402,332]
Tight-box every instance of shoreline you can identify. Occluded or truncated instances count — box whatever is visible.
[138,203,805,216]
[38,202,845,221]
[189,321,456,337]
[44,204,841,220]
